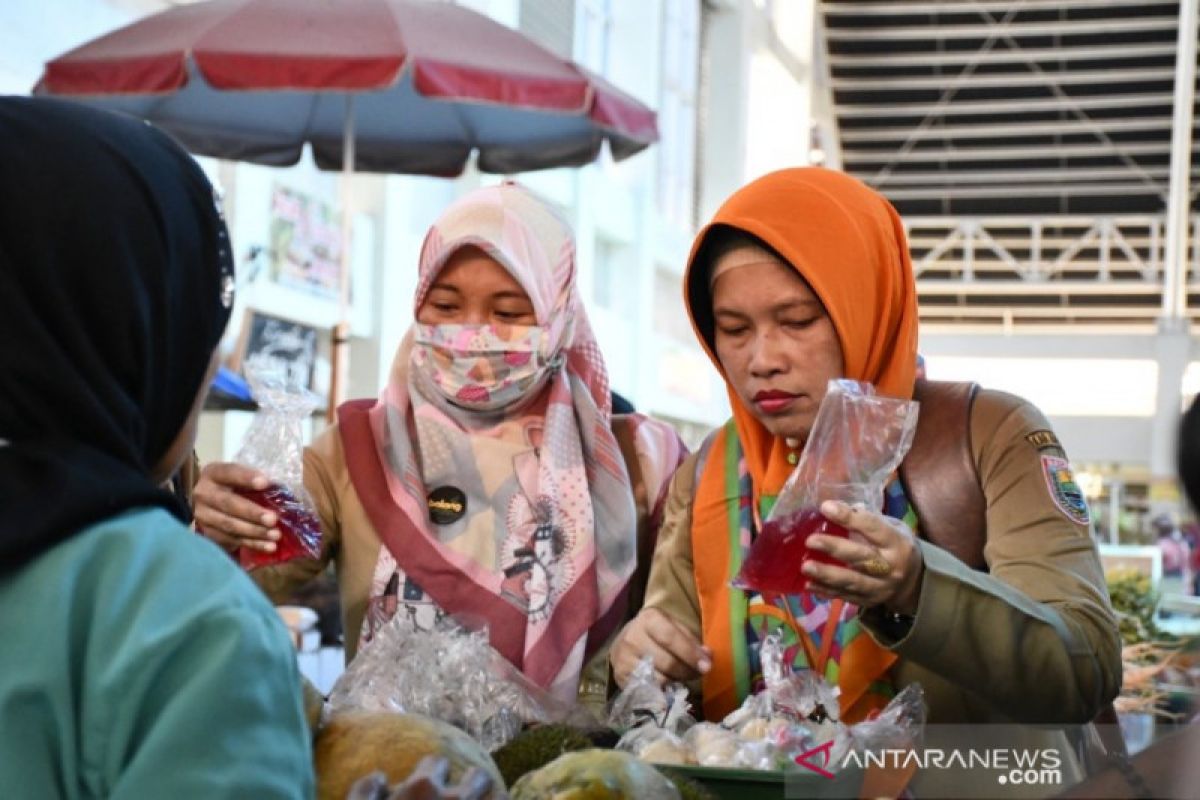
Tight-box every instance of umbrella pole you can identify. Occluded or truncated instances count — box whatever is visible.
[328,94,356,423]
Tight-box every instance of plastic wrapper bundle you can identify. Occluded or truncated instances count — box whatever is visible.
[733,379,920,595]
[612,636,924,775]
[233,356,323,569]
[609,657,695,765]
[327,614,578,751]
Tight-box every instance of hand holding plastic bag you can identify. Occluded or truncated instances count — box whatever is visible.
[733,379,919,595]
[233,356,322,569]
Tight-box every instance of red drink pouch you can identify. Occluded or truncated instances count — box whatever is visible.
[236,484,322,569]
[229,359,323,570]
[733,508,850,595]
[731,380,919,596]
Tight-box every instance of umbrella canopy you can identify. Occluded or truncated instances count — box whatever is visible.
[34,0,658,175]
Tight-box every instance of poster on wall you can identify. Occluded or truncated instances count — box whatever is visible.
[229,309,321,393]
[269,184,343,300]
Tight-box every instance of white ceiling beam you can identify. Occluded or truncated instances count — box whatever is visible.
[877,182,1173,199]
[919,321,1163,334]
[835,93,1177,118]
[916,265,1162,276]
[833,67,1175,90]
[916,281,1173,295]
[824,18,1177,41]
[904,214,1165,225]
[828,42,1177,68]
[822,0,1178,15]
[875,166,1175,184]
[918,306,1174,319]
[841,116,1177,142]
[844,142,1185,161]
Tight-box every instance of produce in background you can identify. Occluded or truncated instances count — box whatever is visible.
[490,724,604,788]
[313,711,504,800]
[345,758,494,800]
[1116,642,1177,717]
[1106,567,1174,646]
[510,749,681,800]
[1106,567,1200,719]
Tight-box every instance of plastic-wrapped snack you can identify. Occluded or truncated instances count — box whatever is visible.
[758,633,842,725]
[610,656,696,765]
[845,683,926,752]
[733,380,919,594]
[684,723,743,768]
[232,356,323,569]
[328,614,576,751]
[608,657,694,733]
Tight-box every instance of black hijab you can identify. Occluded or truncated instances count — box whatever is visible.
[0,97,234,573]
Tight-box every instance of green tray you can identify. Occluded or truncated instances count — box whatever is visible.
[660,763,865,800]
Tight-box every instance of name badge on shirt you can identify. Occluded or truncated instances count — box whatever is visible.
[427,486,467,525]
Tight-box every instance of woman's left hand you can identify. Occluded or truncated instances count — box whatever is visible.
[801,499,925,614]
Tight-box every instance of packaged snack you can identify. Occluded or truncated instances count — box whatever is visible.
[328,614,580,751]
[232,356,323,569]
[733,379,919,594]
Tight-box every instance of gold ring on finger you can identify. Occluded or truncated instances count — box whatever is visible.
[860,555,891,577]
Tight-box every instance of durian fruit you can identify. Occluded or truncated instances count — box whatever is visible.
[511,748,680,800]
[301,676,325,737]
[313,711,504,800]
[490,724,596,787]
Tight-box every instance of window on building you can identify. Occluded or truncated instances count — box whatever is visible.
[592,237,633,311]
[658,0,700,229]
[576,0,613,75]
[653,265,695,342]
[519,0,575,59]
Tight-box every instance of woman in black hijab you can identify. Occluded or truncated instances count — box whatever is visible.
[0,97,312,798]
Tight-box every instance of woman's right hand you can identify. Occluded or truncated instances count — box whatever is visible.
[610,608,712,687]
[192,462,280,554]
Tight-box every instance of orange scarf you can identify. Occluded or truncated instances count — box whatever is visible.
[684,168,919,722]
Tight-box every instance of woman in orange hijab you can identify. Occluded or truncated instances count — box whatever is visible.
[610,168,1120,743]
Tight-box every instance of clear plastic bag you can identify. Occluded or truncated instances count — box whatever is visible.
[827,683,927,772]
[233,356,322,569]
[610,657,695,765]
[733,379,920,595]
[609,644,924,774]
[327,613,580,751]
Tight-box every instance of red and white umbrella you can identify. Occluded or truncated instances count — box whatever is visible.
[36,0,659,414]
[35,0,658,175]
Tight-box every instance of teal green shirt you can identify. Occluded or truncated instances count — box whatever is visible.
[0,508,314,798]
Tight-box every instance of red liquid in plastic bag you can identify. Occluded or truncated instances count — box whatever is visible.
[236,484,322,569]
[734,507,850,595]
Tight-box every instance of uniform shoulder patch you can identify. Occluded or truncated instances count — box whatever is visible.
[1041,455,1091,525]
[1025,429,1062,451]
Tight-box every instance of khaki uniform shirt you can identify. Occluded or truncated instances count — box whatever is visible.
[253,417,677,712]
[642,390,1121,790]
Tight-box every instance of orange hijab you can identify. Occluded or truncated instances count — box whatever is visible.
[685,166,918,505]
[684,168,919,722]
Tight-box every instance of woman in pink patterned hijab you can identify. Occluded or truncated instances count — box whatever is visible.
[196,182,686,704]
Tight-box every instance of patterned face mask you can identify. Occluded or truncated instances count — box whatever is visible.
[412,323,556,411]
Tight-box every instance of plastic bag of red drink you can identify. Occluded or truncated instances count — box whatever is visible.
[234,357,323,569]
[732,379,919,595]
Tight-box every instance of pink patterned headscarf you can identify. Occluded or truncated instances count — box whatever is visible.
[361,182,637,699]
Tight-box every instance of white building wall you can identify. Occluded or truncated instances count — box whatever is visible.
[7,0,786,457]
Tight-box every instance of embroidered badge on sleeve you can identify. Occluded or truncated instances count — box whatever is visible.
[1041,455,1091,525]
[1025,429,1063,452]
